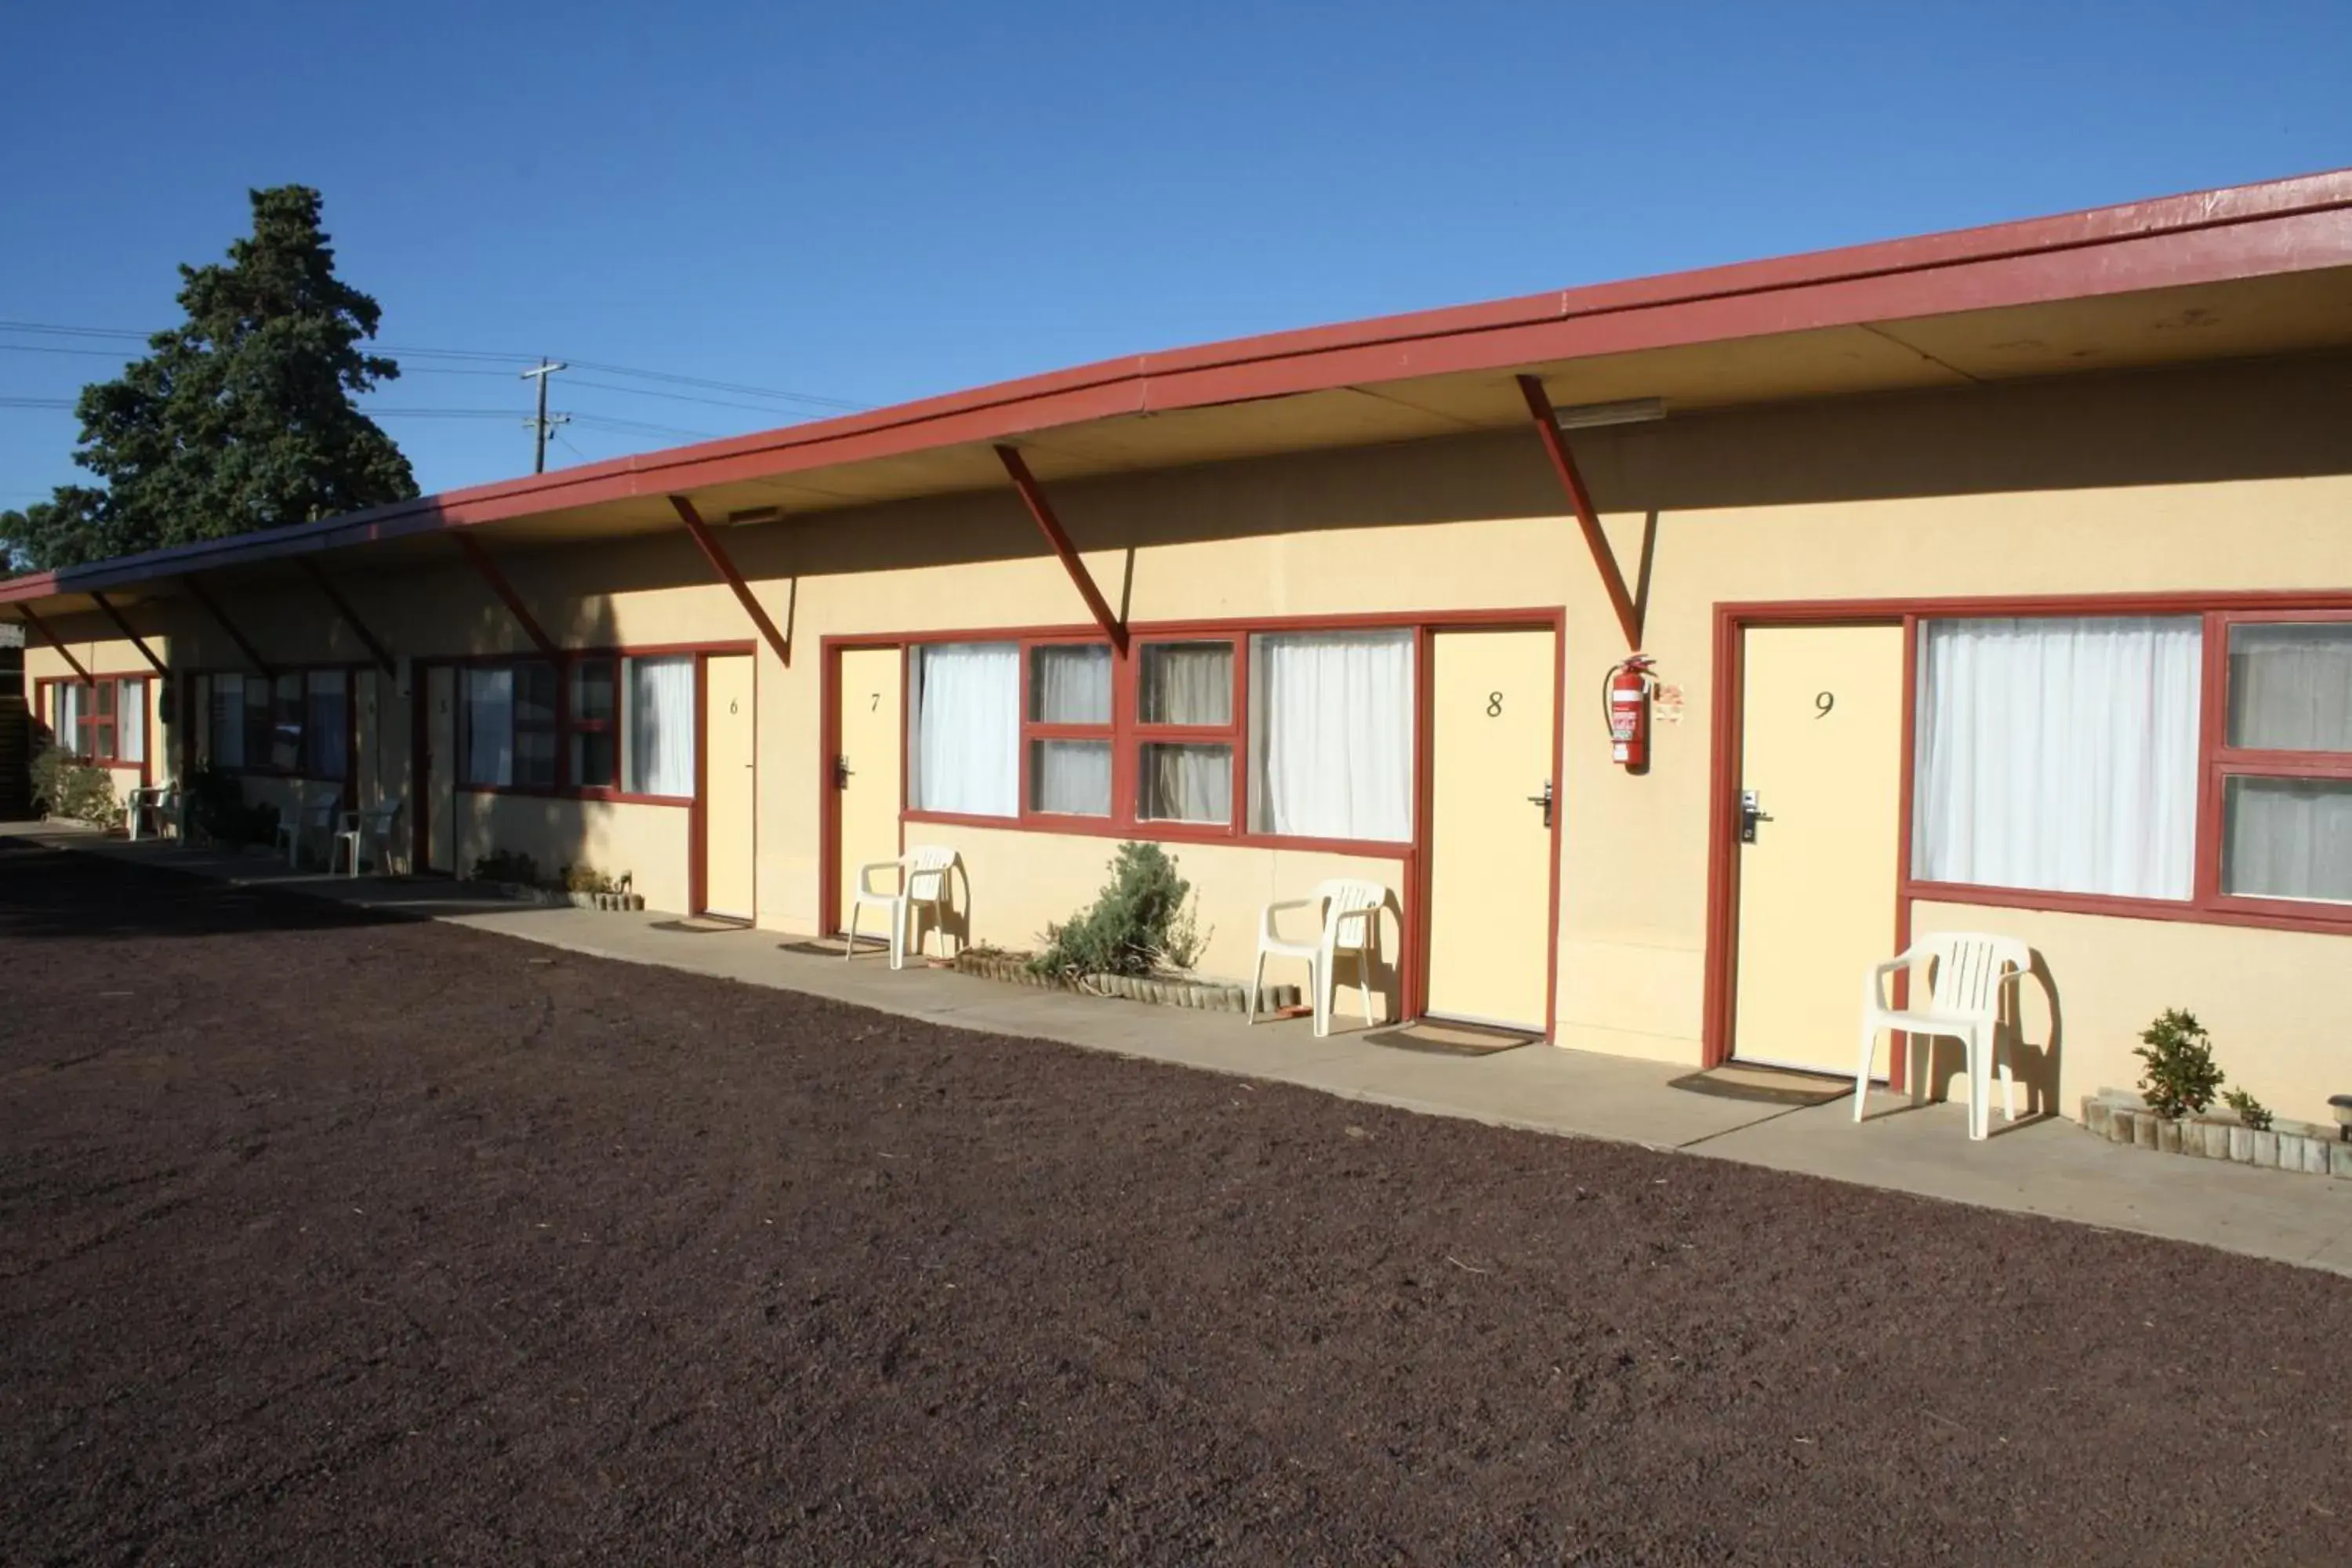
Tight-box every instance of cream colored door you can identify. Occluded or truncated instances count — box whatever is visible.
[833,647,903,933]
[1732,624,1905,1074]
[425,665,456,873]
[1425,629,1557,1030]
[701,654,756,919]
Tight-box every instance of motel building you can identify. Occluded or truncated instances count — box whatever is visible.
[9,169,2352,1130]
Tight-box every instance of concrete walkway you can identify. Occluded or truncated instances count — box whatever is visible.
[16,821,2352,1279]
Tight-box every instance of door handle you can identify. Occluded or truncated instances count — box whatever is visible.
[1526,780,1554,829]
[834,755,853,789]
[1740,789,1773,844]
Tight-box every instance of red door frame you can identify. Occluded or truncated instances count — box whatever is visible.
[818,637,910,938]
[688,647,762,920]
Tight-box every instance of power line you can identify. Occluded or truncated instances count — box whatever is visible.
[567,412,718,441]
[0,396,77,408]
[0,343,140,360]
[562,376,821,418]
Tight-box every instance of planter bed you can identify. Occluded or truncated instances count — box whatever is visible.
[2082,1091,2352,1178]
[952,949,1299,1015]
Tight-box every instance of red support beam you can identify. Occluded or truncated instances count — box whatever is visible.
[1517,375,1644,652]
[297,558,397,674]
[89,592,168,676]
[13,604,91,682]
[668,495,792,667]
[995,445,1127,656]
[182,576,274,676]
[452,534,561,660]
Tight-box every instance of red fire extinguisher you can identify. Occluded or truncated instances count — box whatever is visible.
[1604,654,1656,771]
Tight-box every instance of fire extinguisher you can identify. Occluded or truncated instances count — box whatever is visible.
[1603,654,1657,771]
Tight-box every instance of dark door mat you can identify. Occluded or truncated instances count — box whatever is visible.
[777,935,889,956]
[650,916,754,935]
[1363,1020,1539,1055]
[1668,1064,1853,1106]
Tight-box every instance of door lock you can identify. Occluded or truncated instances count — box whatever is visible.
[1740,789,1773,844]
[1526,780,1554,829]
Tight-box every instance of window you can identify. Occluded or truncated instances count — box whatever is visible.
[51,677,146,765]
[210,673,248,768]
[1134,640,1234,825]
[304,671,348,780]
[909,642,1018,817]
[1247,630,1415,841]
[1025,644,1111,816]
[1911,616,2202,899]
[571,658,619,789]
[2218,620,2352,906]
[462,662,557,788]
[624,655,695,797]
[203,669,344,776]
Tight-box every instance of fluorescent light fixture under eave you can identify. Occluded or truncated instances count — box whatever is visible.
[1552,396,1668,430]
[723,506,782,526]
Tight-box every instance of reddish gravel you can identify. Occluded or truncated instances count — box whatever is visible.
[2,840,2350,1565]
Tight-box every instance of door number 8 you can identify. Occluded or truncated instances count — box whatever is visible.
[1486,691,1503,717]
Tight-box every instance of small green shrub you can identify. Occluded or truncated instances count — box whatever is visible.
[1030,841,1205,982]
[470,848,541,887]
[560,863,624,895]
[2136,1008,2223,1121]
[2222,1087,2274,1132]
[182,764,278,847]
[30,746,125,830]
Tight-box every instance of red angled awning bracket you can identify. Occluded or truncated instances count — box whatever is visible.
[89,592,168,676]
[996,445,1127,656]
[14,604,91,682]
[183,576,274,676]
[1518,375,1643,652]
[669,495,792,666]
[452,534,560,660]
[298,559,396,675]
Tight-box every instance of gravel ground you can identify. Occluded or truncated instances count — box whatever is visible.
[3,840,2349,1565]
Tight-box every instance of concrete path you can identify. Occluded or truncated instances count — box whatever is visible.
[16,821,2352,1279]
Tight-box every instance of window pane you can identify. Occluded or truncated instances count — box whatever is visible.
[211,674,245,768]
[1247,630,1414,840]
[909,643,1018,816]
[515,727,557,788]
[2228,623,2352,753]
[1139,641,1232,726]
[54,684,82,753]
[118,680,145,765]
[93,680,115,717]
[572,659,616,724]
[1911,616,2201,898]
[304,671,348,779]
[246,677,271,767]
[270,673,304,773]
[516,662,558,727]
[1138,742,1232,824]
[1029,644,1111,724]
[572,730,619,789]
[463,667,514,786]
[624,656,695,797]
[2223,776,2352,904]
[1029,739,1110,815]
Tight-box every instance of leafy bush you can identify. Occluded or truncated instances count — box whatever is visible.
[2136,1008,2223,1121]
[30,746,125,830]
[2222,1087,2274,1132]
[1030,842,1205,982]
[470,848,541,887]
[560,863,628,895]
[182,764,278,847]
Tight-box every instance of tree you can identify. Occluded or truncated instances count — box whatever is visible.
[1,186,418,571]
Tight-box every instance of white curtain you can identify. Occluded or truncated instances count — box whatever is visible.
[463,667,514,786]
[1031,645,1111,724]
[1249,630,1414,841]
[2225,777,2352,903]
[626,655,695,797]
[53,684,83,754]
[910,643,1018,816]
[210,674,244,768]
[1032,739,1112,815]
[1912,616,2201,899]
[2228,622,2352,751]
[1139,742,1231,823]
[1141,641,1231,724]
[118,680,145,765]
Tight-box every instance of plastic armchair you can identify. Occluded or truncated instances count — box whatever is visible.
[1248,878,1386,1036]
[332,800,403,877]
[845,845,964,971]
[1857,932,2034,1140]
[126,779,183,842]
[274,785,341,869]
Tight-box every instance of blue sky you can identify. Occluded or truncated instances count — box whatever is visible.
[3,0,2348,506]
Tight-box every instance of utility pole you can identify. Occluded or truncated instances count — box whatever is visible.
[519,359,570,474]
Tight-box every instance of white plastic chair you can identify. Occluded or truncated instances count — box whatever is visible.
[332,800,403,877]
[1857,932,2034,1140]
[1249,878,1386,1037]
[275,785,342,868]
[846,845,964,971]
[126,780,183,842]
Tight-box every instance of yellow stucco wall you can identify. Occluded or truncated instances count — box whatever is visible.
[14,352,2352,1120]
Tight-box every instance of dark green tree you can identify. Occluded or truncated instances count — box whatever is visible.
[2,186,417,570]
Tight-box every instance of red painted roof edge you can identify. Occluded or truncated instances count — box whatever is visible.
[8,165,2352,608]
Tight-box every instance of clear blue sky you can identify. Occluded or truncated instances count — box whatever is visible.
[4,0,2348,506]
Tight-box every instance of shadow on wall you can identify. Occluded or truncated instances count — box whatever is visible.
[1906,949,2063,1119]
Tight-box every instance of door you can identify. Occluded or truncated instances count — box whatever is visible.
[833,647,904,933]
[701,654,756,920]
[1425,628,1557,1030]
[1732,623,1905,1074]
[425,665,456,874]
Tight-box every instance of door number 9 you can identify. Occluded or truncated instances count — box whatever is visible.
[1814,691,1835,717]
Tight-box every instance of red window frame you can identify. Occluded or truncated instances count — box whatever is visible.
[1018,637,1116,819]
[450,646,724,806]
[44,675,146,768]
[196,666,357,782]
[567,655,621,792]
[2199,608,2352,922]
[900,618,1417,857]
